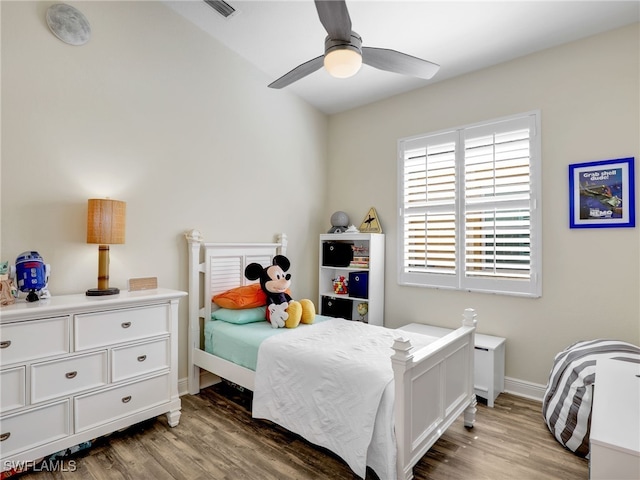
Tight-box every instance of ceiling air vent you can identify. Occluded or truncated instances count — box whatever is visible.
[204,0,236,18]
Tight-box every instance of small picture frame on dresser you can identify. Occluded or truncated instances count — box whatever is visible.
[128,277,158,291]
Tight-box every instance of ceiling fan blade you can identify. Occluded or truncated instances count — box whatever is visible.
[314,0,352,41]
[362,47,440,80]
[268,55,325,89]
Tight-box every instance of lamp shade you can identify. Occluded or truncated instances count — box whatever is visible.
[87,199,126,245]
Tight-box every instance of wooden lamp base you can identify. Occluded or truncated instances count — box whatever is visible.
[86,244,119,296]
[86,287,120,296]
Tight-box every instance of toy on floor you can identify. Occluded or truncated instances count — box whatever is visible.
[245,255,315,328]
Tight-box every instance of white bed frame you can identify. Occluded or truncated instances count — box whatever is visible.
[185,230,478,480]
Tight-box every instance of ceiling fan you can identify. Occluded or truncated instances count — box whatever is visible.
[268,0,440,89]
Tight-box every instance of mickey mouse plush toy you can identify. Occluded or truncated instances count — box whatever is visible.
[245,255,315,328]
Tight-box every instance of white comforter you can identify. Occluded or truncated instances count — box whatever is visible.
[252,319,436,479]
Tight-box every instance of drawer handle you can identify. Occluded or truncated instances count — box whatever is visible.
[122,396,132,403]
[137,355,147,362]
[0,432,10,442]
[65,371,78,379]
[0,340,11,349]
[121,322,132,329]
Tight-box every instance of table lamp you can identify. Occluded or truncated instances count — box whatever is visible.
[86,198,126,296]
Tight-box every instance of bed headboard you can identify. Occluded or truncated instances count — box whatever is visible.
[185,229,287,322]
[184,229,287,389]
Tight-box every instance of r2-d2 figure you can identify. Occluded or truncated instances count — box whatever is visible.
[15,251,51,302]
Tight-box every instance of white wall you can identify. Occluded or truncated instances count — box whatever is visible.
[1,1,328,381]
[326,24,640,385]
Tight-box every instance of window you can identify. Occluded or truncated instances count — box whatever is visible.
[397,112,541,297]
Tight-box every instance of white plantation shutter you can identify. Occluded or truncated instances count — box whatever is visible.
[400,131,459,288]
[398,112,541,297]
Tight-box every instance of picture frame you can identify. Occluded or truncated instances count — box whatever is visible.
[568,157,635,229]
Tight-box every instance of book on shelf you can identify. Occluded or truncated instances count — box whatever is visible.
[349,256,369,268]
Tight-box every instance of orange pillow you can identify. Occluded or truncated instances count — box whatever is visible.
[213,284,267,309]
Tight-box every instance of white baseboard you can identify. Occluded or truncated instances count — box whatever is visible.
[181,374,547,403]
[179,378,189,396]
[504,376,546,402]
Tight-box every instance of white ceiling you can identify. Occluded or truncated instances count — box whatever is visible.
[165,0,640,115]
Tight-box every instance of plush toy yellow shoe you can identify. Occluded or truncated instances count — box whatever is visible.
[284,299,315,328]
[300,299,315,324]
[285,301,302,328]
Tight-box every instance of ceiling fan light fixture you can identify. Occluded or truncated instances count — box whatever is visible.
[324,47,362,78]
[323,30,363,79]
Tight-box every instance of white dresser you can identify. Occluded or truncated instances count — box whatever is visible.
[590,358,640,480]
[0,289,186,472]
[397,323,506,407]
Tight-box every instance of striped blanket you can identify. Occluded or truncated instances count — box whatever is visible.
[542,339,640,457]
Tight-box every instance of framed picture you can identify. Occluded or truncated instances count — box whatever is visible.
[569,157,635,229]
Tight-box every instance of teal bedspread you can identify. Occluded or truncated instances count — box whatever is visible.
[204,315,330,371]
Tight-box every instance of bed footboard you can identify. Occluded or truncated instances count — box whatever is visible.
[392,308,477,480]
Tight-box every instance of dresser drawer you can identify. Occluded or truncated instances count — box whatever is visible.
[31,351,108,404]
[74,373,170,432]
[75,305,170,351]
[0,400,69,458]
[1,367,26,413]
[0,317,70,365]
[112,337,170,383]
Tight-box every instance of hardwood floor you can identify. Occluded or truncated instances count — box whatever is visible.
[15,383,588,480]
